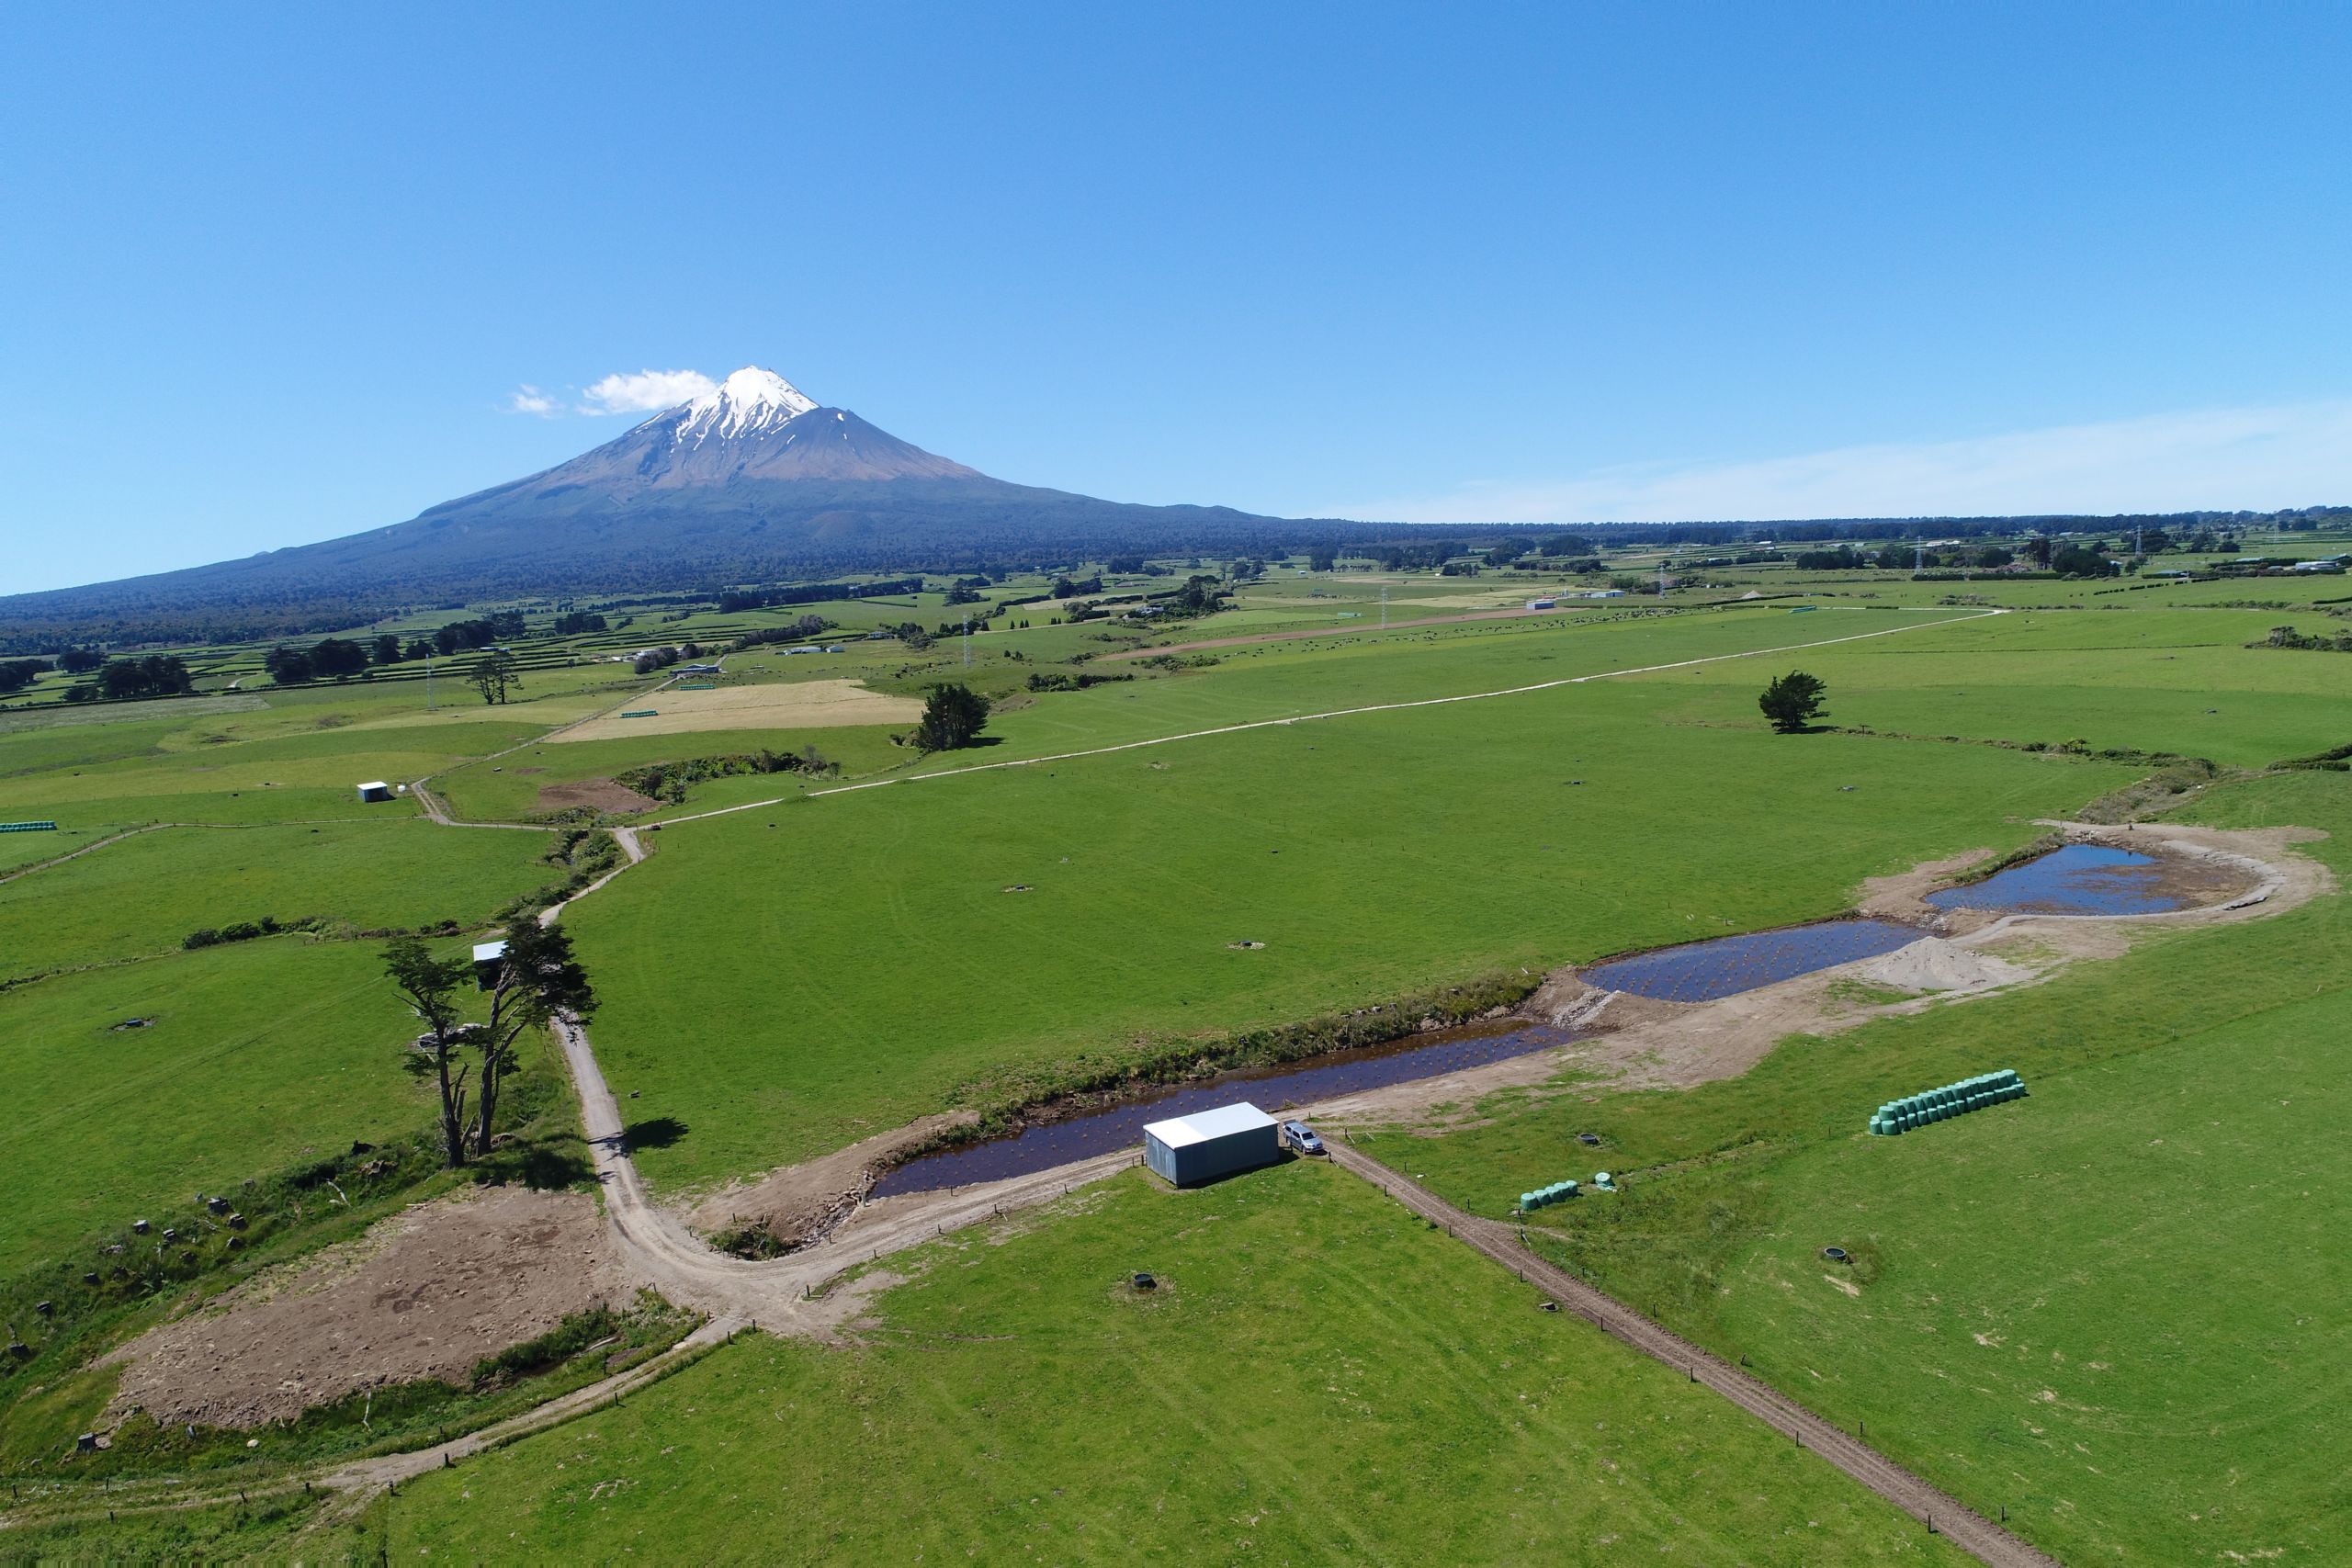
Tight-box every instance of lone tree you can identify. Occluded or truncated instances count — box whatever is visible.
[383,937,478,1168]
[1758,670,1827,734]
[472,920,594,1158]
[913,682,991,751]
[466,649,523,705]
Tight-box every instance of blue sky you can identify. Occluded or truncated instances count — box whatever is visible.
[5,3,2349,592]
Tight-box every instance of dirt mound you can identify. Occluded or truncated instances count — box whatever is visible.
[685,1111,978,1250]
[107,1187,628,1428]
[1859,938,2033,993]
[536,778,661,814]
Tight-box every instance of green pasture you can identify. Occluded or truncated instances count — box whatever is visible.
[568,665,2134,1193]
[0,941,441,1274]
[1631,608,2352,768]
[377,1162,1965,1565]
[1375,771,2351,1564]
[0,818,555,980]
[893,603,1975,772]
[0,827,119,874]
[429,726,912,822]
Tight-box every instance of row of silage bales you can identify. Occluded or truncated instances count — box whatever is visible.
[1520,1178,1580,1212]
[1868,1068,2027,1135]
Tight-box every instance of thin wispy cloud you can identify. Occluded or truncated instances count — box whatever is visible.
[1346,401,2352,523]
[576,368,716,416]
[503,384,559,416]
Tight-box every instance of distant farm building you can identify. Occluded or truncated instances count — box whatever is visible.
[1588,589,1627,599]
[356,781,394,803]
[471,940,508,990]
[1526,598,1557,610]
[1142,1102,1280,1187]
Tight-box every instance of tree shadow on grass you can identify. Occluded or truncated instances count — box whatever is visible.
[622,1116,689,1153]
[478,1128,596,1190]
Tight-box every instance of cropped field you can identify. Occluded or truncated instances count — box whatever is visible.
[375,1161,1967,1565]
[1377,772,2352,1564]
[551,677,922,743]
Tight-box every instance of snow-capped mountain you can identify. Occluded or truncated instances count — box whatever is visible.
[514,367,982,491]
[1,365,1297,635]
[670,367,819,443]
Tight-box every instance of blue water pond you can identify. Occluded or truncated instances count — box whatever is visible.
[1926,843,2183,917]
[1580,919,1924,1005]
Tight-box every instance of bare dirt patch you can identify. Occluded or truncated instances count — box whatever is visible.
[536,777,662,815]
[552,679,921,743]
[106,1187,629,1428]
[684,1111,978,1251]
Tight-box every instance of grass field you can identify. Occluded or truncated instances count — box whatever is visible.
[570,647,2136,1193]
[1632,607,2352,769]
[369,1161,1969,1565]
[0,817,557,981]
[0,941,446,1273]
[1371,771,2352,1563]
[6,564,2348,1561]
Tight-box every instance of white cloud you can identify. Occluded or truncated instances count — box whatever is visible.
[503,384,559,417]
[576,368,717,416]
[1344,400,2352,523]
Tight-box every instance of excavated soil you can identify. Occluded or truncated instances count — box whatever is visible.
[684,1111,978,1249]
[107,1187,629,1429]
[535,778,662,815]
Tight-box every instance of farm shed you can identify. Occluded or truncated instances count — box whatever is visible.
[356,781,394,803]
[471,940,508,990]
[1142,1102,1279,1187]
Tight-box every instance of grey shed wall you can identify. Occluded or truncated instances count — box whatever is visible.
[1147,1122,1281,1188]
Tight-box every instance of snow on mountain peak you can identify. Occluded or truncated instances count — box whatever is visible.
[672,367,819,444]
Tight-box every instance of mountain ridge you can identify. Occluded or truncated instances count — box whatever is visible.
[0,367,1313,639]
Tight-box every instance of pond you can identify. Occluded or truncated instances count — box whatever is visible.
[1579,919,1925,1004]
[873,1021,1577,1197]
[1925,842,2184,917]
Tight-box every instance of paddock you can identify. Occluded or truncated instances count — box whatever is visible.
[553,679,922,742]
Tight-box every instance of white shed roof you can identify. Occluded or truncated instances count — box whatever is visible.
[357,781,390,791]
[1142,1101,1274,1148]
[472,941,509,964]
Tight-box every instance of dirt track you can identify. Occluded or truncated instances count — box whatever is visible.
[1324,1144,2060,1568]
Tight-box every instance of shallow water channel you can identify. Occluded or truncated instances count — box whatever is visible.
[1925,842,2183,916]
[1578,919,1925,1004]
[873,1021,1577,1197]
[873,847,2186,1198]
